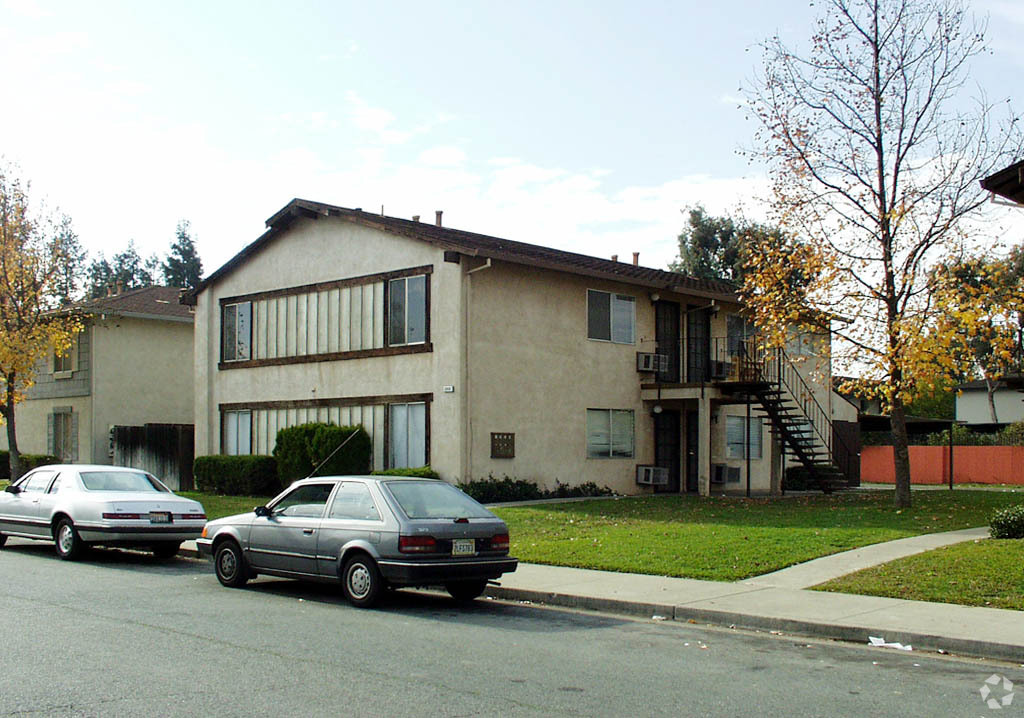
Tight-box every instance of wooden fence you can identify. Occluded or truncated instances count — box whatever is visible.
[861,445,1024,485]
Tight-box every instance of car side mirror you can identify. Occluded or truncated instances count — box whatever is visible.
[4,484,21,494]
[254,505,270,517]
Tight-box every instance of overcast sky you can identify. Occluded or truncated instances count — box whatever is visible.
[2,0,1022,276]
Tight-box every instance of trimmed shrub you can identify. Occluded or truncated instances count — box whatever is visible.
[458,475,613,503]
[309,425,372,476]
[272,423,320,483]
[371,466,441,479]
[989,505,1024,539]
[194,455,280,496]
[0,452,62,480]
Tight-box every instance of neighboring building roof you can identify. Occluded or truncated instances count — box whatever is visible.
[72,286,194,323]
[980,160,1024,205]
[956,375,1023,392]
[183,198,740,304]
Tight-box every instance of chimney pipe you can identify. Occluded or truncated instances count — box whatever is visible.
[611,254,618,262]
[632,252,639,266]
[435,210,443,227]
[115,281,124,295]
[106,283,113,297]
[412,215,420,222]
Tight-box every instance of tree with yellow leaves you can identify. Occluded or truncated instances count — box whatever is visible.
[742,0,1023,507]
[0,163,82,480]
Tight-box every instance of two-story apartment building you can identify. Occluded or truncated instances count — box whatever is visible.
[1,287,195,475]
[187,200,848,496]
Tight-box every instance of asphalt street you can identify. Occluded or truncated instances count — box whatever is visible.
[1,538,1021,717]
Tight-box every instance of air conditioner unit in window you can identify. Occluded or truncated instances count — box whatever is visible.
[710,360,731,380]
[711,463,728,484]
[636,465,669,486]
[636,352,669,373]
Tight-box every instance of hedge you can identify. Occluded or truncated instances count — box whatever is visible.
[0,451,61,481]
[990,505,1024,539]
[194,455,280,496]
[371,466,441,479]
[458,475,613,504]
[273,423,371,484]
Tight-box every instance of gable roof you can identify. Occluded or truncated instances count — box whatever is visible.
[980,160,1024,205]
[72,286,194,323]
[183,199,739,305]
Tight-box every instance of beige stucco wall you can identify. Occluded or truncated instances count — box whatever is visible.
[956,389,1024,425]
[0,396,93,461]
[90,316,195,464]
[194,216,466,478]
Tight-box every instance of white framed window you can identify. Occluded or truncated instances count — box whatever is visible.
[388,275,427,346]
[586,409,634,458]
[222,301,252,361]
[726,415,763,459]
[389,402,426,468]
[222,410,252,455]
[587,290,635,344]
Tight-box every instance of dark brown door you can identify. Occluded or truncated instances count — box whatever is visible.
[687,306,710,382]
[685,410,699,493]
[653,409,681,493]
[832,420,861,487]
[655,301,681,383]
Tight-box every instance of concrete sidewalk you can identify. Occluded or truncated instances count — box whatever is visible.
[180,530,1024,662]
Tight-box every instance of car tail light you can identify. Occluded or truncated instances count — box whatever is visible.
[102,512,145,520]
[399,535,438,553]
[491,533,510,551]
[176,513,207,520]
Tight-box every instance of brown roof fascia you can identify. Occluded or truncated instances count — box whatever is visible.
[184,198,740,304]
[980,160,1024,205]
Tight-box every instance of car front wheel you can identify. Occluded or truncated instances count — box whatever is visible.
[54,518,85,561]
[214,541,249,588]
[0,532,7,548]
[342,554,383,608]
[445,579,489,601]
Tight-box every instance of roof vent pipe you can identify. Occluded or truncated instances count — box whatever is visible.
[611,254,618,262]
[412,215,420,222]
[632,252,639,266]
[435,210,443,227]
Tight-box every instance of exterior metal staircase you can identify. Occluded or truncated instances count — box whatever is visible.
[739,342,852,493]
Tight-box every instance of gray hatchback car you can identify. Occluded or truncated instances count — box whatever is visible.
[197,476,517,607]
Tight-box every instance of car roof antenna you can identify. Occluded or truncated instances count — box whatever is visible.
[305,430,361,480]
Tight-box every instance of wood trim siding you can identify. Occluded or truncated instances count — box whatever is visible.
[218,342,432,370]
[219,393,433,413]
[218,265,433,306]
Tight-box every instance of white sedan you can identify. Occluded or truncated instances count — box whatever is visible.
[0,464,206,560]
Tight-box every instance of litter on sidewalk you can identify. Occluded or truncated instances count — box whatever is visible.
[869,636,912,651]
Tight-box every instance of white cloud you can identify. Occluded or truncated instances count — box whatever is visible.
[2,0,52,19]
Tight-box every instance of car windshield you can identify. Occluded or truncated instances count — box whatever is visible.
[80,471,169,492]
[385,480,494,520]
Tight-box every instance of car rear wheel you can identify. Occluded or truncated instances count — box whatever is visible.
[0,532,6,548]
[214,541,249,588]
[342,554,383,608]
[152,542,181,560]
[445,579,489,601]
[54,518,85,561]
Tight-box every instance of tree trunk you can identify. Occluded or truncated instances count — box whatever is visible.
[890,397,912,508]
[3,374,22,481]
[984,376,999,424]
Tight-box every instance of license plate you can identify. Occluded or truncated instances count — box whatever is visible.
[452,539,475,556]
[149,511,172,524]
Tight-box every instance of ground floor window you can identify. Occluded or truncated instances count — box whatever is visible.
[726,415,762,459]
[48,409,77,462]
[222,410,252,455]
[389,402,426,468]
[586,409,634,458]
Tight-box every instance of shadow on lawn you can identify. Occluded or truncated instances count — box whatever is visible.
[496,491,1017,532]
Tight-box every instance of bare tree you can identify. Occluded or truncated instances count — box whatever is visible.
[742,0,1023,507]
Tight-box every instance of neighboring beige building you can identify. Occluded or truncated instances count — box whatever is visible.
[1,287,195,481]
[955,377,1024,427]
[186,200,850,496]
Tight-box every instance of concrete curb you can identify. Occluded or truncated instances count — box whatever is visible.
[485,585,1024,663]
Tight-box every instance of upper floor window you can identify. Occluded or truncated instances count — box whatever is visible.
[222,301,252,361]
[587,290,635,344]
[388,275,427,346]
[727,314,756,356]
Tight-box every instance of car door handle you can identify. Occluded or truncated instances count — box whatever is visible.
[303,528,315,535]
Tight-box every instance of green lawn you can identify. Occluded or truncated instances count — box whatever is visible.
[180,492,268,520]
[814,539,1024,611]
[491,491,1024,582]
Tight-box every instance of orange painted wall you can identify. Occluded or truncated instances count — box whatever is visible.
[861,446,1024,485]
